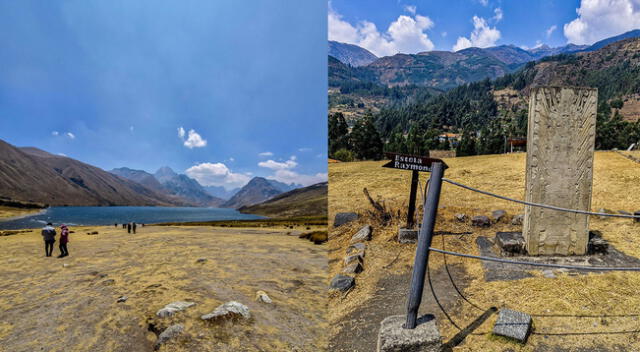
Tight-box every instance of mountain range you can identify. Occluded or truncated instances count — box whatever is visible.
[0,138,303,209]
[238,181,327,218]
[328,30,640,90]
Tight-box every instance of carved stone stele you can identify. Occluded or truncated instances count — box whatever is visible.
[523,86,597,256]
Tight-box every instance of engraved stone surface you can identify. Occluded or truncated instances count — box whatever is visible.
[493,308,532,343]
[523,87,597,255]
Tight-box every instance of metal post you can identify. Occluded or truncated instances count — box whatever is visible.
[404,162,445,329]
[406,170,419,229]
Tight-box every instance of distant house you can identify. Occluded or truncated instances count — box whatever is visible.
[437,133,461,143]
[508,138,527,152]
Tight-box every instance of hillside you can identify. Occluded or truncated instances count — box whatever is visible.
[222,177,285,209]
[329,41,377,67]
[0,140,176,206]
[239,182,327,218]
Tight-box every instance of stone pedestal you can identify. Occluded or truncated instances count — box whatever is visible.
[524,86,597,255]
[398,228,418,243]
[377,315,442,352]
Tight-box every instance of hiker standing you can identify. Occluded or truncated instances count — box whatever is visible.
[41,222,56,257]
[132,222,137,234]
[127,223,131,234]
[114,223,118,228]
[58,224,70,258]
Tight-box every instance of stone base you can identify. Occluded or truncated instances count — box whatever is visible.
[377,315,442,352]
[495,232,526,256]
[492,308,532,343]
[398,228,418,243]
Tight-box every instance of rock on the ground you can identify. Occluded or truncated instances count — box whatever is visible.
[117,296,128,303]
[350,225,372,243]
[334,212,359,227]
[154,324,184,350]
[493,308,532,343]
[588,231,609,254]
[255,291,272,304]
[196,258,207,263]
[156,301,196,318]
[377,315,442,352]
[471,215,491,227]
[201,301,251,322]
[343,262,363,274]
[344,253,364,266]
[454,213,468,222]
[511,214,524,225]
[398,228,418,244]
[634,211,640,223]
[495,232,526,255]
[329,274,355,292]
[346,242,366,254]
[492,210,507,223]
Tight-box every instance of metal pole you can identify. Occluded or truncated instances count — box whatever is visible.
[405,162,445,329]
[406,170,419,229]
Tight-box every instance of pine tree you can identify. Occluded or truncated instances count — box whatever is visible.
[328,112,350,157]
[351,115,384,160]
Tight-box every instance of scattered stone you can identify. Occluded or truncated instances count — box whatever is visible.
[588,231,609,254]
[350,225,372,243]
[62,263,70,268]
[342,262,363,274]
[346,242,366,255]
[511,214,524,226]
[86,231,99,235]
[492,210,507,223]
[344,253,364,266]
[495,232,526,256]
[542,270,556,279]
[154,324,184,350]
[329,274,355,292]
[156,301,196,318]
[196,258,207,263]
[101,279,116,286]
[493,308,532,343]
[454,213,468,222]
[398,228,418,244]
[255,291,272,304]
[201,301,251,322]
[471,215,491,227]
[377,314,442,352]
[334,212,359,227]
[117,296,128,303]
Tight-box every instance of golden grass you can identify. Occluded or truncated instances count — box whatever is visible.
[0,225,327,352]
[329,151,640,351]
[0,206,42,220]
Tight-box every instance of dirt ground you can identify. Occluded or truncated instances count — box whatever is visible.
[0,225,327,352]
[328,151,640,351]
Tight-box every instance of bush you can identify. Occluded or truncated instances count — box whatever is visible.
[333,148,355,162]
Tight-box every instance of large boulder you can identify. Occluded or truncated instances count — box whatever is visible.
[154,324,184,350]
[350,225,372,243]
[156,301,196,318]
[343,262,363,274]
[344,253,364,266]
[346,242,366,255]
[201,301,251,322]
[334,212,359,227]
[471,215,491,227]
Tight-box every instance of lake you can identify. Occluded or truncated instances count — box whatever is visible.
[0,206,264,230]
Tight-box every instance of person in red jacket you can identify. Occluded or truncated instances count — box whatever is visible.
[58,224,70,258]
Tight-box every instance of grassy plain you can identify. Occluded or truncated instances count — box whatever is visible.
[329,151,640,351]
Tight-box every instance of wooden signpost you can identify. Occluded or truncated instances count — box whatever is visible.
[382,152,448,229]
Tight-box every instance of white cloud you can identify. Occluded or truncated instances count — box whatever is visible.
[441,31,448,37]
[404,5,417,14]
[183,129,207,149]
[51,131,59,136]
[298,147,312,152]
[130,126,134,132]
[185,162,250,190]
[546,25,558,38]
[493,8,503,22]
[479,0,489,6]
[563,0,640,45]
[228,157,235,162]
[453,16,501,51]
[66,132,75,139]
[57,153,66,157]
[328,7,435,56]
[268,170,328,187]
[258,151,274,157]
[258,158,298,170]
[177,127,185,139]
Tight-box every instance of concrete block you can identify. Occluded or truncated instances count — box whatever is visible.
[377,315,442,352]
[492,308,532,343]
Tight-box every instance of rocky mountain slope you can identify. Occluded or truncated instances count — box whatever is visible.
[329,40,378,67]
[221,177,285,209]
[152,167,225,207]
[0,140,176,206]
[238,182,327,218]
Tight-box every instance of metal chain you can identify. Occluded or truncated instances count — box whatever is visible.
[442,178,640,219]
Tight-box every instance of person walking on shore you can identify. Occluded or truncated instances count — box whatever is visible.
[41,222,56,257]
[132,222,137,234]
[58,224,70,258]
[127,223,131,234]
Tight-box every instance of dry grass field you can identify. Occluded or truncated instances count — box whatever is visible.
[329,151,640,351]
[0,225,327,352]
[0,206,42,220]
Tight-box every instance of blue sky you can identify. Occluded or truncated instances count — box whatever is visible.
[329,0,640,56]
[0,1,328,190]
